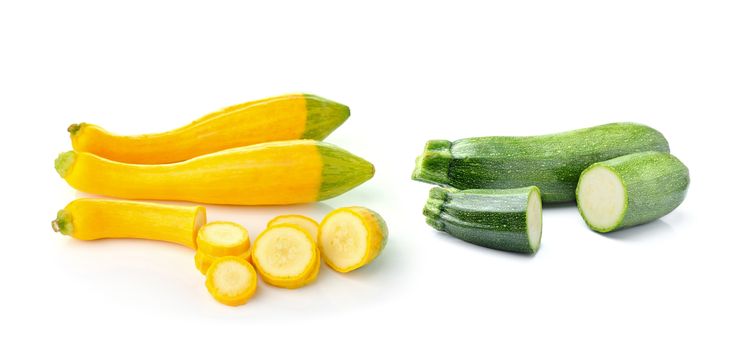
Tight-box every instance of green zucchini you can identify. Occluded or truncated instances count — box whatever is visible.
[412,122,670,202]
[423,186,542,254]
[576,151,689,233]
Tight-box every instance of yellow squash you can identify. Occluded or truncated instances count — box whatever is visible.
[55,140,374,205]
[51,198,206,249]
[196,221,250,256]
[267,214,319,242]
[69,94,350,164]
[319,206,388,273]
[251,225,320,289]
[205,256,258,306]
[195,249,252,275]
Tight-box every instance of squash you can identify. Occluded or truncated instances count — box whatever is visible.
[251,225,320,289]
[51,198,206,249]
[205,256,258,306]
[54,140,374,205]
[196,222,250,256]
[267,214,319,242]
[318,206,388,273]
[195,249,252,275]
[69,94,350,164]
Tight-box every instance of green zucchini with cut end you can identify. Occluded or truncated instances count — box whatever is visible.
[423,186,542,254]
[576,151,689,233]
[412,122,670,203]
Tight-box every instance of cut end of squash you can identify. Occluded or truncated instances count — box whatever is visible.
[319,207,388,273]
[252,225,318,288]
[576,165,627,233]
[54,151,77,178]
[197,222,250,257]
[267,215,319,243]
[51,209,73,236]
[526,187,543,253]
[412,140,452,185]
[302,94,350,140]
[205,256,257,306]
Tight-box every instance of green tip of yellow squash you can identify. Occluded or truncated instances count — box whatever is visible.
[302,94,350,140]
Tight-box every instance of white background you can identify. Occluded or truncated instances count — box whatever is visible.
[1,1,751,349]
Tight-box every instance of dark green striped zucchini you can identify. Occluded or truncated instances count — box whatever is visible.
[576,151,689,233]
[423,186,542,254]
[412,123,670,202]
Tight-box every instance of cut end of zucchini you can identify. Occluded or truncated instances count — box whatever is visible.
[302,94,350,140]
[252,225,316,279]
[51,209,73,236]
[319,207,387,273]
[526,188,543,252]
[317,143,375,200]
[205,256,257,306]
[576,165,627,233]
[54,151,77,178]
[267,215,319,243]
[412,140,452,185]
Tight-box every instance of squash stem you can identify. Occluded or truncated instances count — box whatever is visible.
[67,123,82,135]
[54,151,77,178]
[52,210,73,236]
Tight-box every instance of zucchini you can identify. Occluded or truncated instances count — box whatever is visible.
[412,122,670,202]
[423,186,542,254]
[576,151,689,233]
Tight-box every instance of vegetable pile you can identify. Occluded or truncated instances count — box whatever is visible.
[413,122,689,254]
[52,94,388,307]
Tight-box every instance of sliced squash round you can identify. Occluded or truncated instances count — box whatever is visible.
[319,206,388,273]
[205,256,257,307]
[251,225,318,289]
[267,214,319,242]
[195,249,252,275]
[197,221,250,256]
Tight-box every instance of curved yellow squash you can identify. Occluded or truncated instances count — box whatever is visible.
[52,198,206,249]
[55,140,374,205]
[69,94,350,164]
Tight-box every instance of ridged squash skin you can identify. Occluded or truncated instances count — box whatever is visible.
[52,198,206,249]
[576,151,689,233]
[69,94,350,164]
[423,186,542,254]
[55,140,374,205]
[412,122,670,202]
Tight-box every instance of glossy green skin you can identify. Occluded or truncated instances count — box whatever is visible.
[423,186,541,254]
[577,151,689,232]
[412,123,670,202]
